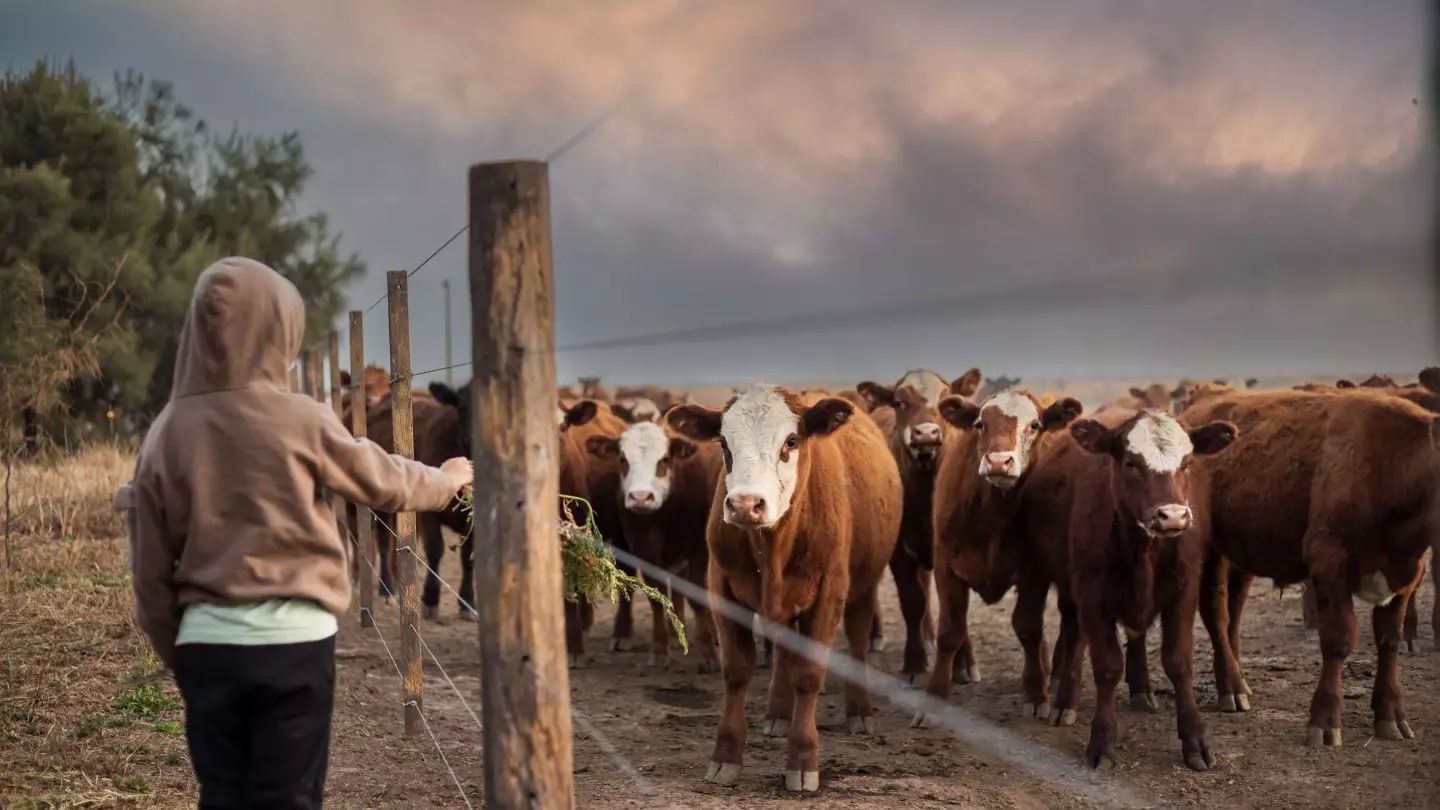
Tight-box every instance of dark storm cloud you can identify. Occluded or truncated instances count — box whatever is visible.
[3,0,1431,385]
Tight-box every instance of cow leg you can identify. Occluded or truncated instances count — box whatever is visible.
[1199,550,1248,712]
[1162,590,1214,771]
[704,583,756,787]
[564,600,587,669]
[1431,544,1440,650]
[951,578,980,684]
[912,567,973,728]
[764,639,795,736]
[869,595,885,653]
[1403,584,1419,654]
[1226,567,1254,697]
[1124,627,1157,713]
[579,597,596,631]
[457,529,477,621]
[1306,575,1356,747]
[609,552,637,653]
[375,512,396,603]
[1079,611,1123,770]
[919,566,937,650]
[1051,597,1087,726]
[1010,575,1051,721]
[842,592,878,734]
[648,569,672,666]
[1372,588,1417,741]
[1301,585,1319,630]
[784,593,844,793]
[890,549,932,680]
[419,514,445,621]
[683,549,720,673]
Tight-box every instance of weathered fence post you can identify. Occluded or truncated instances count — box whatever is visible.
[387,270,424,737]
[470,159,574,808]
[290,364,301,392]
[329,330,343,419]
[349,312,376,629]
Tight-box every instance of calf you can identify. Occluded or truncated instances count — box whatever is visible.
[1061,409,1238,770]
[586,419,724,669]
[668,385,901,793]
[1181,388,1440,746]
[912,389,1083,728]
[856,367,982,682]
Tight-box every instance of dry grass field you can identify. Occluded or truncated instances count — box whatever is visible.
[4,377,1440,808]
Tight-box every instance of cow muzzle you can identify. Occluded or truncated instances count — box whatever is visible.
[725,493,768,527]
[1146,504,1192,537]
[979,452,1018,488]
[625,489,659,514]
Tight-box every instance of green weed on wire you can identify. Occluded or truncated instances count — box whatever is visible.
[456,488,688,654]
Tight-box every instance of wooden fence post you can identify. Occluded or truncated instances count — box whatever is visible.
[469,159,574,808]
[290,364,301,392]
[329,331,343,419]
[387,270,424,737]
[349,312,376,628]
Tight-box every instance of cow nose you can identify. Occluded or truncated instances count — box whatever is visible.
[626,490,657,511]
[1151,505,1192,533]
[982,452,1015,475]
[726,494,766,525]
[910,422,942,447]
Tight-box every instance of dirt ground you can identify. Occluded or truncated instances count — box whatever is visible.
[4,447,1440,809]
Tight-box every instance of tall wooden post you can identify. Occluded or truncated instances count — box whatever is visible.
[303,349,320,400]
[387,270,424,737]
[290,364,301,392]
[349,312,376,628]
[469,160,574,808]
[329,330,344,419]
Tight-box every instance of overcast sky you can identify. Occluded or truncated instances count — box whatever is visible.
[4,0,1433,386]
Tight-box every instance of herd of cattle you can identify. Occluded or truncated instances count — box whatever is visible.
[335,364,1440,793]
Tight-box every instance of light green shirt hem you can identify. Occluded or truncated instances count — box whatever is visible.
[176,599,338,647]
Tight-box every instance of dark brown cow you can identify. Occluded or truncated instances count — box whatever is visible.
[1181,387,1440,746]
[1114,383,1174,413]
[856,368,982,683]
[911,389,1083,728]
[586,419,724,669]
[1044,408,1238,770]
[668,384,902,793]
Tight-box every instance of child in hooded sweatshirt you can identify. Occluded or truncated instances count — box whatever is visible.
[121,256,472,809]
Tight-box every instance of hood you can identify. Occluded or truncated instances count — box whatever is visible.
[171,257,306,399]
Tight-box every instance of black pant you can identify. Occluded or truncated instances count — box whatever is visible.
[175,636,336,809]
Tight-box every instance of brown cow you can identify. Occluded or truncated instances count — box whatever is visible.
[1053,408,1238,771]
[1114,383,1174,413]
[1181,387,1440,746]
[668,384,902,793]
[614,384,683,416]
[856,368,982,683]
[585,419,724,669]
[578,376,612,402]
[912,389,1083,728]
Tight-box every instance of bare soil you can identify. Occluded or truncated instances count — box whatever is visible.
[5,500,1440,808]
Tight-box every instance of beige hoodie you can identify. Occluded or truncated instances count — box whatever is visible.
[126,257,459,667]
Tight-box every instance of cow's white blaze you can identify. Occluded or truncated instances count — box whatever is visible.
[1125,410,1192,473]
[896,370,949,407]
[720,385,802,528]
[618,422,675,511]
[977,392,1040,478]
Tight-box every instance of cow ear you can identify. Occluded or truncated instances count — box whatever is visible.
[666,404,724,441]
[1418,367,1440,393]
[801,397,853,437]
[429,382,461,408]
[856,382,895,411]
[950,368,982,397]
[938,395,981,428]
[586,435,620,460]
[1189,420,1238,456]
[1335,379,1356,389]
[1041,397,1083,431]
[564,399,599,430]
[1069,419,1116,456]
[1128,387,1146,399]
[669,436,698,460]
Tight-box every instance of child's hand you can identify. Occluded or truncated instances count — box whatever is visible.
[440,457,474,491]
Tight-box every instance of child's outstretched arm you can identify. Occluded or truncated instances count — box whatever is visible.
[317,414,471,514]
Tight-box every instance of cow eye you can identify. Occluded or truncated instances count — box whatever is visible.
[973,421,984,431]
[784,433,800,450]
[1029,420,1042,431]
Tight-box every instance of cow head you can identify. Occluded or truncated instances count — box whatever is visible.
[1069,410,1239,539]
[668,384,852,529]
[1128,383,1172,412]
[586,421,697,515]
[857,368,981,468]
[939,390,1083,490]
[612,397,661,425]
[428,380,473,457]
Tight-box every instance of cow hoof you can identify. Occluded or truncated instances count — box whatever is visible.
[1129,692,1159,713]
[567,654,585,669]
[903,671,926,687]
[783,770,819,793]
[703,761,742,786]
[1085,747,1117,772]
[764,718,790,737]
[609,638,633,653]
[420,604,438,621]
[1304,726,1342,747]
[910,711,938,730]
[1240,678,1253,696]
[1185,752,1214,772]
[953,664,980,685]
[1021,701,1049,719]
[869,637,885,653]
[1218,693,1250,713]
[1375,720,1415,740]
[1049,707,1078,727]
[458,609,477,623]
[647,653,667,668]
[847,716,873,735]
